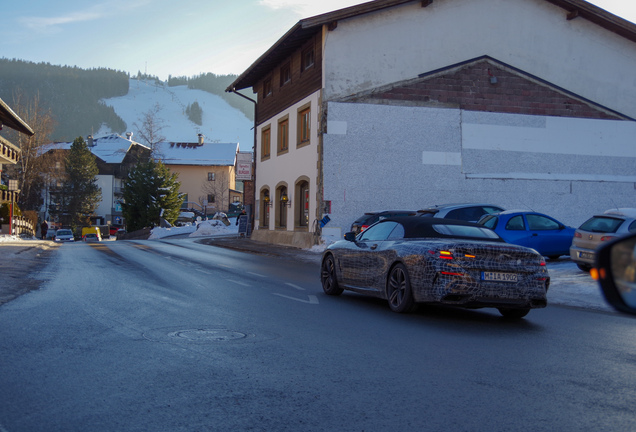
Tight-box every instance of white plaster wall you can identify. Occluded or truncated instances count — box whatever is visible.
[95,175,113,223]
[323,101,636,238]
[461,111,636,181]
[255,92,321,230]
[323,0,636,118]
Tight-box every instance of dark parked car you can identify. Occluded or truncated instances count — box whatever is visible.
[321,217,549,319]
[417,203,504,222]
[571,208,636,271]
[350,210,417,235]
[478,211,575,259]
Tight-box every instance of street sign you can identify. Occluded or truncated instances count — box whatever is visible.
[238,215,248,235]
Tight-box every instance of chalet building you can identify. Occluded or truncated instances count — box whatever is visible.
[228,0,636,247]
[158,135,241,216]
[0,97,35,235]
[0,98,33,201]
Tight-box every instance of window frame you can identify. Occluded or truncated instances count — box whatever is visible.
[263,78,272,98]
[301,47,314,72]
[261,126,271,160]
[280,62,291,87]
[207,172,215,181]
[297,105,311,147]
[277,117,289,155]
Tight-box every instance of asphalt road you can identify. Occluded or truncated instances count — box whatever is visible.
[1,237,635,431]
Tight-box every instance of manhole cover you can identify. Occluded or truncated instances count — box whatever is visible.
[142,325,279,345]
[169,328,247,342]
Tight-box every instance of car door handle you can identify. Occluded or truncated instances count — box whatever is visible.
[370,244,378,250]
[532,233,538,236]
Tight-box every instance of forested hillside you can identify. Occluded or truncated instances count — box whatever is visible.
[0,59,129,141]
[0,59,254,142]
[168,73,254,121]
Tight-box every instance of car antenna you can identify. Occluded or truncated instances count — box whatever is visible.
[520,202,535,212]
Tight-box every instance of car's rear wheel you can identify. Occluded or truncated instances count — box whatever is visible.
[321,254,343,296]
[498,308,530,319]
[387,263,415,313]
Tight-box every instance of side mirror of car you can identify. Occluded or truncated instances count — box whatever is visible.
[344,232,357,242]
[593,233,636,315]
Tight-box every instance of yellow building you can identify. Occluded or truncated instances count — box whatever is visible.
[159,136,241,217]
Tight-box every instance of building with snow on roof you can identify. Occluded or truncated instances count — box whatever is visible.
[157,134,241,217]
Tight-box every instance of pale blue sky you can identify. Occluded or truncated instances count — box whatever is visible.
[2,0,635,80]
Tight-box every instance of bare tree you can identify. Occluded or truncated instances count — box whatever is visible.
[4,91,61,213]
[132,103,166,159]
[200,172,231,215]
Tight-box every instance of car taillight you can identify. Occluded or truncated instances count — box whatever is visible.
[439,250,453,260]
[441,271,464,276]
[600,235,615,242]
[428,250,475,260]
[360,225,369,232]
[574,232,582,238]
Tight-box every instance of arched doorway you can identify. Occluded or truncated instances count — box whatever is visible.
[295,179,309,229]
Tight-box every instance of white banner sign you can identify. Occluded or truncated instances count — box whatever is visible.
[236,152,253,181]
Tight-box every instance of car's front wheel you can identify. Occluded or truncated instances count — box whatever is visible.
[321,254,343,296]
[387,263,415,313]
[498,307,530,319]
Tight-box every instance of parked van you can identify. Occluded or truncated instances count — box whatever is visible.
[81,226,102,241]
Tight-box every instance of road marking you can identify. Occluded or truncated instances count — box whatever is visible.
[273,293,319,304]
[285,283,305,291]
[195,269,214,275]
[226,279,250,287]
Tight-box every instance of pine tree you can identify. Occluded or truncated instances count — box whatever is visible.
[185,101,203,126]
[121,159,183,232]
[53,136,102,231]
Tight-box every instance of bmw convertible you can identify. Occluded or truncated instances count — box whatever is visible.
[320,217,549,318]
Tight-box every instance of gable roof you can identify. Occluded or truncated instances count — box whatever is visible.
[227,0,636,92]
[351,55,632,120]
[0,97,34,136]
[53,133,150,164]
[158,141,239,167]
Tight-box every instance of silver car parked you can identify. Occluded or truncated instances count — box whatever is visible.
[54,229,75,242]
[570,208,636,271]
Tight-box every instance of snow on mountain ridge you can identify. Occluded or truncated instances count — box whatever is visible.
[98,79,253,146]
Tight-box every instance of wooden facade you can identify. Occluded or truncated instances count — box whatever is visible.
[255,34,323,126]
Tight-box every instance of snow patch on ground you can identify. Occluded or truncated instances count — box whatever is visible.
[148,218,240,239]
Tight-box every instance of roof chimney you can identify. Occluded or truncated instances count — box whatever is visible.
[126,132,133,141]
[197,134,204,146]
[87,135,94,147]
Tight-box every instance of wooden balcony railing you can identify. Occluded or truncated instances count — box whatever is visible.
[0,189,19,203]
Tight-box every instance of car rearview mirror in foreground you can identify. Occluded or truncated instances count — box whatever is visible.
[594,233,636,315]
[344,232,356,242]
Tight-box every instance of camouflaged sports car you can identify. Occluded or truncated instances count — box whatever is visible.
[320,217,549,319]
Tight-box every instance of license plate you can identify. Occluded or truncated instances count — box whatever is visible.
[578,252,595,260]
[481,272,518,282]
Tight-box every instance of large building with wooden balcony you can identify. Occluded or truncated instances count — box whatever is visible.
[0,97,34,205]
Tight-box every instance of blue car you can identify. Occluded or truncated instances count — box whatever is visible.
[478,211,575,259]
